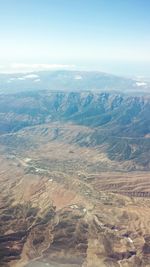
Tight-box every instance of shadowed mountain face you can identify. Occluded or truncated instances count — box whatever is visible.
[0,88,150,267]
[0,91,150,169]
[0,91,150,135]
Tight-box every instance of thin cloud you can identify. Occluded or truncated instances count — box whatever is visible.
[33,78,41,83]
[136,81,147,87]
[7,73,40,83]
[23,74,39,79]
[17,77,26,81]
[10,63,75,72]
[74,75,83,80]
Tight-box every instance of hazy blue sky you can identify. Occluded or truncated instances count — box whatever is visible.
[0,0,150,75]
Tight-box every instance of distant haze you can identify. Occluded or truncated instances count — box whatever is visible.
[0,61,150,79]
[0,0,150,77]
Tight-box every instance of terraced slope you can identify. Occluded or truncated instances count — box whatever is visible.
[0,154,150,267]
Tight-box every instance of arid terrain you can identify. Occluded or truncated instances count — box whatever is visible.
[0,89,150,267]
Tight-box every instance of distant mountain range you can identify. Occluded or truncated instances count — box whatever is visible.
[0,70,150,94]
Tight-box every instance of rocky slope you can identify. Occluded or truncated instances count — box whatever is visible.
[0,154,150,267]
[0,90,150,267]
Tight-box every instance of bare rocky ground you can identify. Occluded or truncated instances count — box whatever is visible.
[0,123,150,267]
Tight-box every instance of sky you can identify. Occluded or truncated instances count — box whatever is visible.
[0,0,150,76]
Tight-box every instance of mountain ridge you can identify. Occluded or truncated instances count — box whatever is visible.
[0,91,149,171]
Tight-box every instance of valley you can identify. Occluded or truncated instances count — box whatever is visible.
[0,89,150,267]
